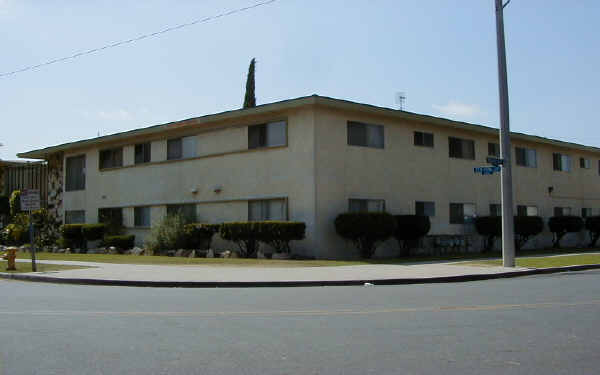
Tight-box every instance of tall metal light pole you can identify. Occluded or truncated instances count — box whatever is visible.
[495,0,515,267]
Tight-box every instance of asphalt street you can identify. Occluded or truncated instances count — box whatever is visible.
[1,270,599,375]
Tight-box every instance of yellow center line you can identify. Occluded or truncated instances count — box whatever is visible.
[1,300,599,317]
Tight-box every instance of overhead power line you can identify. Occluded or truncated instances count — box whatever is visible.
[0,0,279,79]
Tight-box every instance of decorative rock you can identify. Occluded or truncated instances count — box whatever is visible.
[220,250,231,258]
[206,249,214,258]
[57,248,66,253]
[108,246,119,255]
[257,250,266,259]
[131,247,144,256]
[175,249,185,257]
[230,251,240,258]
[272,252,291,260]
[188,250,196,258]
[65,248,71,254]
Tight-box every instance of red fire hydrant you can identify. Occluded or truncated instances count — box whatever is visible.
[4,247,17,271]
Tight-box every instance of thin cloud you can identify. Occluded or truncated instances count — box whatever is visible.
[432,101,486,119]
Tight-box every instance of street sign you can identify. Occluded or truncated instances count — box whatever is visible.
[486,157,505,166]
[20,189,41,211]
[474,166,501,175]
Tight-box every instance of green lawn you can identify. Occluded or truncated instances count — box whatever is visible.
[1,260,88,273]
[459,254,600,268]
[13,248,600,267]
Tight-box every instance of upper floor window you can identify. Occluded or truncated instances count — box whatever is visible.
[554,207,571,216]
[65,155,86,191]
[349,199,385,213]
[580,157,591,169]
[490,204,502,217]
[414,132,434,148]
[134,206,151,227]
[450,203,476,224]
[167,136,197,160]
[248,199,287,221]
[65,210,85,224]
[517,205,538,217]
[488,143,500,157]
[99,147,123,170]
[347,121,384,149]
[448,137,475,160]
[515,147,537,168]
[166,204,197,223]
[415,201,435,216]
[135,143,151,164]
[553,153,571,172]
[248,121,287,149]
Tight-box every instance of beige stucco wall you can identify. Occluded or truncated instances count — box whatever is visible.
[313,107,600,258]
[59,102,600,258]
[62,108,317,253]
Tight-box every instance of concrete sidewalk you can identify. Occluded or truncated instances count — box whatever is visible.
[4,259,600,287]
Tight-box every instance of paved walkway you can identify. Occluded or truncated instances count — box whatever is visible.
[10,259,531,283]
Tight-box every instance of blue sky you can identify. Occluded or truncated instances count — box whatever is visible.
[1,0,598,160]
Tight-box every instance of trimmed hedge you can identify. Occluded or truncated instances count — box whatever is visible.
[61,224,85,250]
[548,216,584,248]
[334,212,397,259]
[219,221,306,258]
[393,215,431,256]
[220,222,262,258]
[184,223,220,250]
[82,224,106,241]
[585,216,600,247]
[514,216,544,251]
[258,221,306,253]
[104,235,135,252]
[475,216,502,252]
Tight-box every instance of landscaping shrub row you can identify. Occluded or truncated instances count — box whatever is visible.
[219,221,306,257]
[334,213,432,259]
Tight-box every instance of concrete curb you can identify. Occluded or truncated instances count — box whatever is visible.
[1,264,600,288]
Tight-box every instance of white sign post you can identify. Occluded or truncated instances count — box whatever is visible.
[20,189,40,272]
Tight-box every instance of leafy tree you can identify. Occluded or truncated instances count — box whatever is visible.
[243,58,256,108]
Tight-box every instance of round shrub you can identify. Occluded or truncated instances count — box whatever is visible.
[548,216,584,248]
[103,234,135,252]
[474,216,502,252]
[220,222,262,258]
[334,212,397,259]
[394,215,431,256]
[184,223,220,250]
[585,216,600,247]
[258,221,306,253]
[60,224,85,249]
[82,224,106,241]
[514,216,544,250]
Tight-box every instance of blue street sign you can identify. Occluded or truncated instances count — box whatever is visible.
[474,166,501,175]
[486,157,505,166]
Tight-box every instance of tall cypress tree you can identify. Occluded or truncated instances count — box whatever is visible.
[243,58,256,108]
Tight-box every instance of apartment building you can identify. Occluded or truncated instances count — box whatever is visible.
[18,95,600,258]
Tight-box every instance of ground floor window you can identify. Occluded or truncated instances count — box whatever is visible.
[449,203,476,224]
[348,199,385,213]
[134,206,151,227]
[415,201,435,216]
[554,207,571,217]
[517,205,538,217]
[65,210,85,224]
[489,204,501,217]
[248,199,287,221]
[166,204,197,223]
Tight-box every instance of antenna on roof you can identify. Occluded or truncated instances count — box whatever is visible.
[395,92,406,111]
